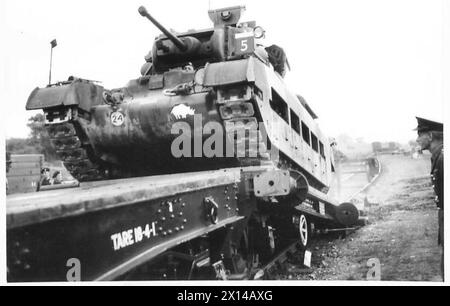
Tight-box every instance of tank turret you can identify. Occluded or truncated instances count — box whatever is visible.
[138,5,258,74]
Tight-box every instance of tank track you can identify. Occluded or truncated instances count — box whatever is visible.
[224,118,270,167]
[218,85,326,191]
[47,119,268,183]
[46,121,109,182]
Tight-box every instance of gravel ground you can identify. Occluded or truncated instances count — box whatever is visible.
[274,154,443,282]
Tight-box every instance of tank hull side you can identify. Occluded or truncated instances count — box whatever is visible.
[80,90,240,174]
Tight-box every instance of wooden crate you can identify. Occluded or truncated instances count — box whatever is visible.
[7,175,40,194]
[6,154,44,194]
[10,154,44,163]
[8,167,42,176]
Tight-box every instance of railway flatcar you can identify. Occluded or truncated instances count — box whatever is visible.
[8,5,361,281]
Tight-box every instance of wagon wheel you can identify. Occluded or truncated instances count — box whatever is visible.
[298,214,310,249]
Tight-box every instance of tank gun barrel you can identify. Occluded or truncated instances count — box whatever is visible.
[138,6,188,52]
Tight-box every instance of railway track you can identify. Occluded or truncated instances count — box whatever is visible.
[248,158,382,280]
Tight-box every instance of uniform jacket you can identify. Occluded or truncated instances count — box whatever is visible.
[431,144,444,209]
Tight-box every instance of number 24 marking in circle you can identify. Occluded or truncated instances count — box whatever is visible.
[111,112,124,126]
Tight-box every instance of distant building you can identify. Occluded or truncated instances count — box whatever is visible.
[371,141,402,154]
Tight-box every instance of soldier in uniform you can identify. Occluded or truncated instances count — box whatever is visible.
[39,168,52,187]
[265,45,290,78]
[415,116,444,279]
[6,152,12,173]
[6,152,12,193]
[52,171,63,184]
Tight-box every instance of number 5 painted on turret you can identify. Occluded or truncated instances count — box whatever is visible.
[240,39,248,51]
[234,32,255,56]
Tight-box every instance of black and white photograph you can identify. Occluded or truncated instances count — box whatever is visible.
[1,0,448,287]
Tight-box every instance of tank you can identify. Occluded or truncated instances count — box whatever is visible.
[26,5,334,192]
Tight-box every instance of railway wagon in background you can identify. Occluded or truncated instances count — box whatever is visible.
[6,154,43,195]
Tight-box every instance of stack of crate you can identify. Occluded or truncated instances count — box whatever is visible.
[6,154,44,195]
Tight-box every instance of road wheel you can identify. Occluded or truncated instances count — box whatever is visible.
[298,214,310,249]
[336,202,359,226]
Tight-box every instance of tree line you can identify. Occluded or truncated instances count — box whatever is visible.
[6,114,57,160]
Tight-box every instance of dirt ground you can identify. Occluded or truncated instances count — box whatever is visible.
[279,154,443,282]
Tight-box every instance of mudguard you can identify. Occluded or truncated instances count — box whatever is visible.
[203,57,256,87]
[26,79,104,113]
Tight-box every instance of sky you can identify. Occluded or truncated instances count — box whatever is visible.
[1,0,447,143]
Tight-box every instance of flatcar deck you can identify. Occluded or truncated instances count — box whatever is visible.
[7,168,246,281]
[7,169,242,230]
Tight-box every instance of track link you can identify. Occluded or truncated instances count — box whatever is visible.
[46,121,109,182]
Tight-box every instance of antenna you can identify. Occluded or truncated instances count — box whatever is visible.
[49,39,57,85]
